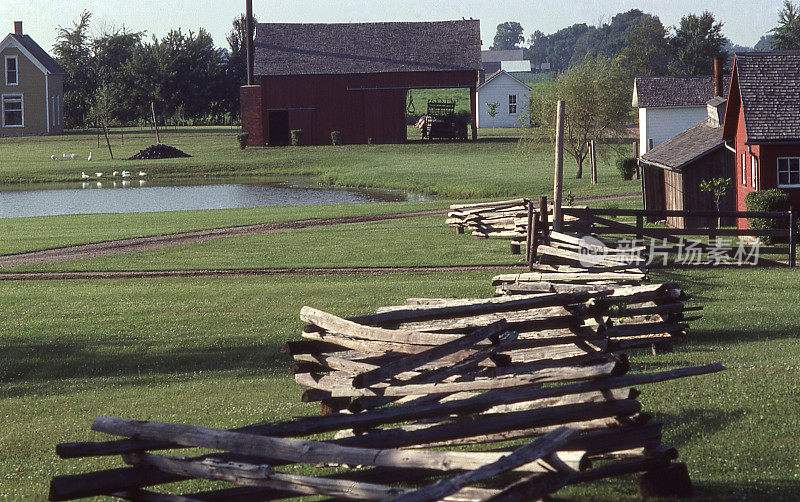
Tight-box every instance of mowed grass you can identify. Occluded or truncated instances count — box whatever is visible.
[0,201,450,256]
[0,127,640,199]
[7,215,519,272]
[1,268,800,499]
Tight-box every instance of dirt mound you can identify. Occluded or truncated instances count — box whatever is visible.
[128,144,192,160]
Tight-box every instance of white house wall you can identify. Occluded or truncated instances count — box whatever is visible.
[477,74,531,128]
[640,106,708,154]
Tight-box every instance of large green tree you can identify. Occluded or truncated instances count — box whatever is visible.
[668,11,728,75]
[772,1,800,49]
[52,11,95,128]
[491,22,524,50]
[619,15,670,76]
[527,56,631,178]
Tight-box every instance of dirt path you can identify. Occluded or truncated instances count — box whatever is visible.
[0,193,640,272]
[0,265,520,281]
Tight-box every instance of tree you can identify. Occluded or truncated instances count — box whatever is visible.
[224,13,258,117]
[772,1,800,49]
[526,56,632,178]
[755,34,775,51]
[668,12,728,76]
[92,29,145,124]
[619,15,670,76]
[700,177,731,226]
[485,101,500,129]
[52,11,95,128]
[491,22,524,50]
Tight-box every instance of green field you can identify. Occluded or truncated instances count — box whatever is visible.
[0,127,638,199]
[2,265,799,500]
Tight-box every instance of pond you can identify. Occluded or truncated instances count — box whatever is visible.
[0,178,431,219]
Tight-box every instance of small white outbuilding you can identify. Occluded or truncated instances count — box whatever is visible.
[476,70,532,128]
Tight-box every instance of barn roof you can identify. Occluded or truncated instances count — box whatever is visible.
[254,20,481,76]
[632,76,725,108]
[640,119,724,171]
[1,33,65,74]
[733,51,800,142]
[481,49,524,63]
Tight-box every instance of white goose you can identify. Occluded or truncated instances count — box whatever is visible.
[88,152,93,161]
[81,172,90,179]
[121,171,131,178]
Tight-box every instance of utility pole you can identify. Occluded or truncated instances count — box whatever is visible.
[553,100,565,232]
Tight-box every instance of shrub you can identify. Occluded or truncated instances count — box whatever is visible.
[331,131,342,146]
[617,157,637,180]
[236,132,249,149]
[745,189,791,237]
[290,129,303,146]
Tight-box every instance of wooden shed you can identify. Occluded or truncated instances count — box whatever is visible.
[241,21,482,146]
[639,97,735,228]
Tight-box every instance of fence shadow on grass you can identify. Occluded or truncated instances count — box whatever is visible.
[692,479,800,501]
[656,408,747,450]
[0,339,291,399]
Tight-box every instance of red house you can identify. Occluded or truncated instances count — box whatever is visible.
[241,21,482,146]
[723,51,800,228]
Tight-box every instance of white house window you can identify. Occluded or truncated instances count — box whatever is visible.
[508,95,517,115]
[741,153,747,185]
[778,157,800,187]
[2,94,23,127]
[5,56,18,85]
[751,156,758,190]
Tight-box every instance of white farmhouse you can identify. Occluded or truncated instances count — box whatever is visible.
[632,75,725,154]
[476,70,532,128]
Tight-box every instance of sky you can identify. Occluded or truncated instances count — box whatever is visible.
[0,0,787,53]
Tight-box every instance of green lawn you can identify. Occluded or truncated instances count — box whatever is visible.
[1,268,799,500]
[0,127,640,199]
[6,215,520,272]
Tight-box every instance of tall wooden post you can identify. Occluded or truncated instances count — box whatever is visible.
[553,101,565,232]
[633,140,640,180]
[525,200,534,266]
[589,140,598,185]
[151,102,161,144]
[246,0,254,86]
[790,208,796,268]
[470,84,478,141]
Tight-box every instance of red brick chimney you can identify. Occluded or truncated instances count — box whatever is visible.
[14,21,23,35]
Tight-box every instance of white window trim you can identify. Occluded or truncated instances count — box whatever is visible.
[777,156,800,188]
[2,93,24,128]
[5,55,18,86]
[508,94,517,115]
[741,153,747,185]
[751,156,758,190]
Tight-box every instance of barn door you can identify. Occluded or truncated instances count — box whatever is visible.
[268,111,290,146]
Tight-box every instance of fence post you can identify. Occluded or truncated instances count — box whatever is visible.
[636,215,644,241]
[529,213,539,271]
[708,215,717,244]
[539,196,549,238]
[790,209,796,268]
[553,101,565,232]
[525,200,534,265]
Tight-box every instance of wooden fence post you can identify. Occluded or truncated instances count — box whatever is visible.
[633,140,640,180]
[636,215,644,241]
[525,200,535,266]
[790,208,796,268]
[529,213,539,271]
[589,140,598,185]
[553,101,565,232]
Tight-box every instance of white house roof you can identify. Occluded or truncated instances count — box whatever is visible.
[0,33,65,75]
[477,70,533,92]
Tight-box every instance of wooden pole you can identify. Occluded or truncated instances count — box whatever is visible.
[590,140,598,185]
[633,140,640,180]
[539,196,549,238]
[102,122,114,160]
[151,102,161,144]
[789,208,796,268]
[553,101,565,232]
[470,84,478,141]
[246,0,255,86]
[525,200,535,267]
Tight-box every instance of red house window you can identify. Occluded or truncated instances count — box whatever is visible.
[741,153,747,185]
[778,157,800,187]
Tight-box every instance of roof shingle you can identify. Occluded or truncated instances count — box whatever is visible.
[633,76,726,108]
[254,21,481,76]
[640,119,724,170]
[735,51,800,142]
[9,34,64,74]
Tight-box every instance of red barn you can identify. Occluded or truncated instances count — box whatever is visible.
[723,51,800,228]
[240,20,482,146]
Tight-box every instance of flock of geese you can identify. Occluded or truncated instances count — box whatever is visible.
[80,170,147,180]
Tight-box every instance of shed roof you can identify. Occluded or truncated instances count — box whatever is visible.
[633,76,725,108]
[477,70,533,92]
[734,51,800,142]
[2,33,64,74]
[254,20,481,76]
[640,119,724,171]
[481,49,524,63]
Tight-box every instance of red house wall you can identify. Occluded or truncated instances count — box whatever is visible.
[243,70,477,146]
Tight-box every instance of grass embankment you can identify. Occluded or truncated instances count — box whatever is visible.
[1,268,799,500]
[0,127,639,199]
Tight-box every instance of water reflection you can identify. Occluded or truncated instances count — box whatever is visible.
[0,180,428,219]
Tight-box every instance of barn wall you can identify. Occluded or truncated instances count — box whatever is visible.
[680,148,736,228]
[476,73,530,128]
[643,106,708,153]
[664,169,685,228]
[250,70,477,146]
[641,163,665,220]
[757,143,800,213]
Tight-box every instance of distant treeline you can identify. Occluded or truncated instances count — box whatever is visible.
[491,6,790,75]
[53,11,251,130]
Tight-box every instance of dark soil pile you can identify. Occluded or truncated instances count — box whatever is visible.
[128,144,192,160]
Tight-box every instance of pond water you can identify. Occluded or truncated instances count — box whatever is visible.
[0,179,430,219]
